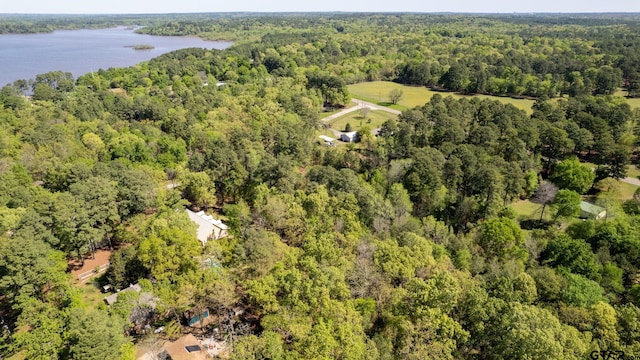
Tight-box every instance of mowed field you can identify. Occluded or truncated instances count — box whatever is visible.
[329,110,397,132]
[611,90,640,109]
[627,98,640,109]
[347,81,535,114]
[350,82,640,115]
[511,199,548,221]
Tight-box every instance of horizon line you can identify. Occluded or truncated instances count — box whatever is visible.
[2,11,640,15]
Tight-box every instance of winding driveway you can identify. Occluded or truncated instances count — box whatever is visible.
[321,99,401,137]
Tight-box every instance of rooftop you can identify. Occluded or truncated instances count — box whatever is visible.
[164,334,207,360]
[580,201,606,215]
[319,135,335,142]
[185,209,228,244]
[104,283,142,305]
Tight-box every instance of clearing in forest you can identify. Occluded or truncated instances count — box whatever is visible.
[348,81,536,114]
[69,249,112,283]
[328,110,397,133]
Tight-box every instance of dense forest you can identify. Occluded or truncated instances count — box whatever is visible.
[2,13,640,360]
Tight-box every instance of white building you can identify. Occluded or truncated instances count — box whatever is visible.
[340,131,358,142]
[580,201,607,220]
[186,209,229,246]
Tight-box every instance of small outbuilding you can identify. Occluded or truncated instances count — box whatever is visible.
[319,135,335,146]
[185,210,229,246]
[340,131,358,142]
[580,201,607,220]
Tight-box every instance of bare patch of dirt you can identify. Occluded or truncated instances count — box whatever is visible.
[69,249,112,282]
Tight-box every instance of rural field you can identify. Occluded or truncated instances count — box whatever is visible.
[348,81,536,114]
[328,109,397,132]
[351,82,640,114]
[628,97,640,109]
[615,89,640,109]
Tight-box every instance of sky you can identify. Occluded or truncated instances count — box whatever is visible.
[1,0,640,14]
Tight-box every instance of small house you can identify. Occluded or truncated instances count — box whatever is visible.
[162,334,207,360]
[340,131,358,142]
[186,210,229,246]
[580,201,607,220]
[104,283,141,305]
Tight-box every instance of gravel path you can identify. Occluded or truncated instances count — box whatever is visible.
[320,99,401,137]
[622,177,640,187]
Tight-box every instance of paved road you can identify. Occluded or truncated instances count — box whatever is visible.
[351,99,402,115]
[320,99,401,137]
[321,103,361,123]
[321,99,401,123]
[622,177,640,187]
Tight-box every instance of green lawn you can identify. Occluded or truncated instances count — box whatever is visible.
[348,81,535,114]
[7,352,27,360]
[627,165,640,179]
[614,89,640,109]
[627,97,640,109]
[511,199,548,221]
[580,162,639,200]
[617,181,639,200]
[76,281,107,311]
[328,110,397,132]
[316,127,336,138]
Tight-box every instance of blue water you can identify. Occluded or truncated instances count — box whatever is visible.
[0,27,232,86]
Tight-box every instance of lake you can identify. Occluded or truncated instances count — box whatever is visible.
[0,27,233,87]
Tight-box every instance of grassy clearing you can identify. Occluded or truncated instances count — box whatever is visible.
[6,352,27,360]
[347,81,436,110]
[627,98,640,109]
[76,281,107,311]
[588,178,638,202]
[348,81,535,114]
[316,128,337,138]
[580,162,639,200]
[614,89,640,109]
[627,165,640,179]
[328,110,397,132]
[616,181,639,200]
[511,199,547,221]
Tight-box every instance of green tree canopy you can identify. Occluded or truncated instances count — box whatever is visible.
[478,217,527,262]
[550,156,595,194]
[552,189,582,220]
